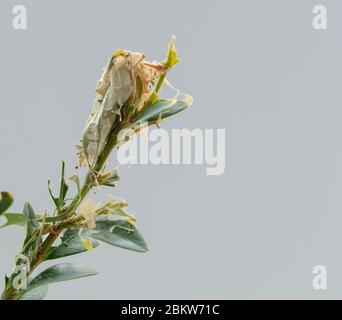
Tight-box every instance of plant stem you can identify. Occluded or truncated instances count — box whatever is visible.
[1,122,121,300]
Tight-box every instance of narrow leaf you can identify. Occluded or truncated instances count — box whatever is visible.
[130,93,193,128]
[58,161,69,207]
[23,203,38,238]
[47,229,99,260]
[164,36,180,69]
[48,180,59,208]
[28,263,98,290]
[89,218,148,253]
[155,36,180,93]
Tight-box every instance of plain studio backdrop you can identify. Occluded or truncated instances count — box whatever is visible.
[1,0,342,299]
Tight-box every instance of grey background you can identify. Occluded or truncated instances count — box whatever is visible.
[0,0,342,299]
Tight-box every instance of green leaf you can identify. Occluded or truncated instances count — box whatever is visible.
[155,37,180,93]
[0,213,26,228]
[19,285,49,300]
[0,192,14,215]
[130,94,192,128]
[48,162,69,212]
[58,161,69,208]
[164,36,180,69]
[22,203,40,255]
[28,263,98,290]
[48,180,59,208]
[23,203,39,239]
[89,218,148,253]
[47,229,99,260]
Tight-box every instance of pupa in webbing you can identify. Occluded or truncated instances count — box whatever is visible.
[79,50,167,169]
